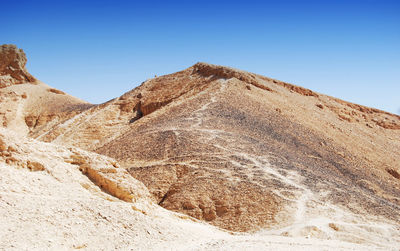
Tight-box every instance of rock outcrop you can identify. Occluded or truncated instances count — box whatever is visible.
[0,44,36,88]
[0,44,92,136]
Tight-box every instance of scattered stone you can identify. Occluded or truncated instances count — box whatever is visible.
[329,223,340,231]
[26,160,45,171]
[387,169,400,179]
[5,156,18,164]
[7,146,17,152]
[0,137,6,151]
[47,88,66,95]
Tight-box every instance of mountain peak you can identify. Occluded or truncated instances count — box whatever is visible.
[192,62,259,82]
[0,44,36,88]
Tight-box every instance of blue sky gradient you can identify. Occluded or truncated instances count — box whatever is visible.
[2,0,400,114]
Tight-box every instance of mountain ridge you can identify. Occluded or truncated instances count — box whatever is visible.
[1,45,400,248]
[27,59,399,234]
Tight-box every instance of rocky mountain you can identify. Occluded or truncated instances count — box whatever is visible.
[1,45,400,249]
[0,45,92,136]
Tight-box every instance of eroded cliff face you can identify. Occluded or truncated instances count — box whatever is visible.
[0,44,36,88]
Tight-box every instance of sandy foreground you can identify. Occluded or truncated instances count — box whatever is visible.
[0,128,395,250]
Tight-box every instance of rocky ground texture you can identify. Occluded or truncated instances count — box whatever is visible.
[1,45,399,250]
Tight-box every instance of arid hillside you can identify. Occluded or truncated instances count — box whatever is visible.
[1,128,382,250]
[1,45,400,249]
[34,62,400,241]
[0,45,92,136]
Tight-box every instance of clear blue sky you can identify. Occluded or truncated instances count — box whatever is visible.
[2,0,400,114]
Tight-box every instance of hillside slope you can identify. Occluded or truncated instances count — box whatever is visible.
[0,44,92,136]
[2,128,380,250]
[35,63,400,245]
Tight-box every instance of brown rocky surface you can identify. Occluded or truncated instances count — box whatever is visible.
[1,47,400,249]
[34,62,400,242]
[0,44,93,136]
[0,44,36,88]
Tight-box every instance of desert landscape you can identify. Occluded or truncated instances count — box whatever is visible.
[1,44,400,250]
